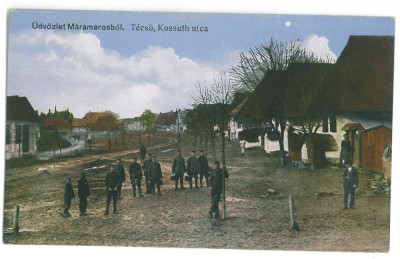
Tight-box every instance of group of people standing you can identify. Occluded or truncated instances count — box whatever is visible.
[172,150,211,190]
[61,149,228,219]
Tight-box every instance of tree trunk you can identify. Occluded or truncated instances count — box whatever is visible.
[221,129,227,220]
[193,134,197,152]
[205,135,209,156]
[108,133,111,151]
[199,135,203,151]
[306,134,315,168]
[221,129,226,165]
[211,135,216,162]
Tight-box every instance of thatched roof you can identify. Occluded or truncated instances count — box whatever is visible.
[43,118,71,131]
[230,91,251,117]
[285,63,334,117]
[83,112,107,126]
[155,111,177,126]
[236,70,287,119]
[311,36,394,114]
[72,118,85,127]
[83,112,120,131]
[7,95,39,122]
[92,115,121,131]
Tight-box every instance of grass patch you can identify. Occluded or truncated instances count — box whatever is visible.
[5,154,45,169]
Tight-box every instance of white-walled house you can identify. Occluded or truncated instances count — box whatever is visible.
[308,36,393,172]
[6,95,40,159]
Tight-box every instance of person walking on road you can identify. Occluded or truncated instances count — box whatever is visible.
[143,153,153,194]
[198,150,210,187]
[240,139,246,157]
[342,162,358,209]
[61,177,75,217]
[148,155,163,195]
[209,161,229,218]
[187,150,200,189]
[172,150,186,190]
[129,157,144,197]
[116,158,126,199]
[78,172,90,216]
[104,164,121,215]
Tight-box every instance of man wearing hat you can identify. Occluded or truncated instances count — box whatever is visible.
[78,172,90,216]
[172,150,186,190]
[104,164,121,215]
[143,153,153,194]
[342,162,358,209]
[115,158,126,199]
[148,155,163,195]
[209,161,229,218]
[187,150,200,189]
[339,133,352,168]
[198,150,210,187]
[129,156,144,197]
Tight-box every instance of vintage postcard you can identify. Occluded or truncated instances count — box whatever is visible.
[2,7,396,256]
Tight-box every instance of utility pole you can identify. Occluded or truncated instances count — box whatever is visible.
[176,108,181,150]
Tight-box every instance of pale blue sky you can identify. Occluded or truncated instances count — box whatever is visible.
[7,9,395,118]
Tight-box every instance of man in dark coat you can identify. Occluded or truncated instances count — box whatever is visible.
[187,150,200,189]
[104,164,121,215]
[129,157,144,197]
[339,133,351,167]
[61,177,75,217]
[198,150,210,187]
[172,150,186,190]
[143,153,153,194]
[343,162,358,209]
[148,155,162,195]
[78,172,90,216]
[115,158,126,199]
[140,143,147,164]
[209,161,229,218]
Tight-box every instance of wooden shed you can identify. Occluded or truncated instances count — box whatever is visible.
[361,125,392,172]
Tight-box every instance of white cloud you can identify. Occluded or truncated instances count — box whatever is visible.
[300,34,337,62]
[7,31,221,118]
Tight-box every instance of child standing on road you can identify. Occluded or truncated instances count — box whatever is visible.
[61,177,75,217]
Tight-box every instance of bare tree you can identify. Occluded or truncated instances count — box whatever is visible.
[231,38,330,165]
[193,73,238,220]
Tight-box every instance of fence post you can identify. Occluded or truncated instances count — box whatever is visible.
[13,205,20,234]
[289,195,300,231]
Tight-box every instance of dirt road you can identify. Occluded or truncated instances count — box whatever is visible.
[3,133,390,252]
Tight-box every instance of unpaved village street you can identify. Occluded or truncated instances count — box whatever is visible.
[3,133,390,252]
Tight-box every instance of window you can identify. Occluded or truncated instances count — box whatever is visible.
[329,115,337,132]
[322,117,329,132]
[15,125,22,144]
[6,125,11,144]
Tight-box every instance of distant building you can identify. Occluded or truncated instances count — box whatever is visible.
[235,70,289,154]
[120,117,144,132]
[72,118,88,141]
[42,118,72,138]
[229,91,251,140]
[6,95,40,159]
[83,112,121,139]
[153,109,187,133]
